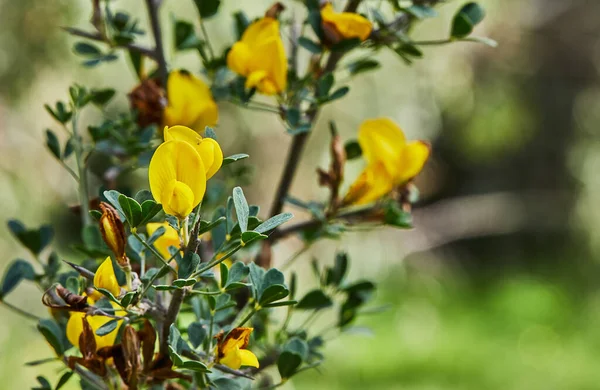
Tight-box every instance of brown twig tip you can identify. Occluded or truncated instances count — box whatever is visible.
[265,2,286,18]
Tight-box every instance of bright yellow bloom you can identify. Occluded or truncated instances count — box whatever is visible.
[66,257,125,350]
[227,17,287,95]
[321,3,372,41]
[343,118,430,205]
[148,139,207,219]
[164,70,218,133]
[164,125,223,179]
[147,221,180,260]
[216,327,259,370]
[88,257,121,301]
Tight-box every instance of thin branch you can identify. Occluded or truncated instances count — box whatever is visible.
[159,288,185,355]
[0,300,42,321]
[62,27,156,58]
[63,357,108,390]
[145,0,168,86]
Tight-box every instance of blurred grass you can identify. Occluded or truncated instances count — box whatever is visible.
[291,264,600,390]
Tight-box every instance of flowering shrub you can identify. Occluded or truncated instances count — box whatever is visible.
[1,1,493,389]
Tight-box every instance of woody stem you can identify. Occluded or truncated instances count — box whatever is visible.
[145,0,168,86]
[160,288,185,354]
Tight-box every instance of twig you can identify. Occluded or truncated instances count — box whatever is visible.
[159,288,185,354]
[62,357,108,390]
[145,0,168,86]
[71,110,91,227]
[0,300,42,321]
[62,27,156,58]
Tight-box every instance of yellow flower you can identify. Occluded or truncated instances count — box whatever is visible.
[147,221,180,260]
[88,257,121,301]
[148,139,207,219]
[216,327,259,370]
[321,3,373,41]
[343,118,430,205]
[164,70,218,133]
[227,17,287,95]
[66,257,125,351]
[164,125,223,179]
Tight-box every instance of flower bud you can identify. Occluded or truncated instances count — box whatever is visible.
[128,78,166,128]
[99,202,127,266]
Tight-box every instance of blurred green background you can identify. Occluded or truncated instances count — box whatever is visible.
[2,0,600,389]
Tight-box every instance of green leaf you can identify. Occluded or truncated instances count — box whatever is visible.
[178,252,200,279]
[344,140,362,160]
[212,377,242,390]
[331,38,361,52]
[81,225,104,250]
[118,194,143,227]
[25,357,58,366]
[193,0,221,18]
[120,291,137,307]
[347,59,380,75]
[63,138,75,159]
[249,205,260,217]
[222,153,249,166]
[277,351,302,379]
[1,259,35,297]
[96,288,121,305]
[45,130,61,159]
[188,322,206,348]
[307,8,323,39]
[262,300,297,308]
[181,360,210,372]
[248,262,265,298]
[55,371,73,390]
[197,217,226,236]
[174,20,202,51]
[73,42,101,56]
[328,86,350,102]
[259,284,289,306]
[7,220,54,255]
[463,36,498,47]
[286,108,301,127]
[89,89,116,106]
[173,278,197,288]
[95,319,119,336]
[451,2,485,38]
[233,11,250,40]
[241,231,268,246]
[35,376,52,390]
[284,337,309,361]
[232,187,249,232]
[384,201,413,228]
[139,200,163,226]
[66,276,80,294]
[255,212,293,234]
[103,190,126,219]
[296,290,333,310]
[298,37,322,53]
[326,251,348,286]
[219,262,229,288]
[37,319,65,356]
[227,262,248,285]
[168,345,184,366]
[317,73,334,97]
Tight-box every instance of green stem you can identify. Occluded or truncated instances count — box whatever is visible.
[200,19,215,60]
[72,111,91,227]
[235,306,257,328]
[191,244,242,278]
[132,231,177,274]
[206,309,215,356]
[0,300,42,321]
[413,39,453,45]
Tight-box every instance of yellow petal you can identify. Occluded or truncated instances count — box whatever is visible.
[220,346,243,370]
[395,141,430,184]
[164,125,223,179]
[227,17,287,95]
[161,179,196,219]
[198,138,223,179]
[321,3,373,41]
[147,222,180,259]
[238,349,259,368]
[66,302,125,351]
[94,257,120,297]
[164,70,218,132]
[343,162,393,205]
[149,139,207,213]
[358,118,407,176]
[66,312,85,348]
[227,42,252,77]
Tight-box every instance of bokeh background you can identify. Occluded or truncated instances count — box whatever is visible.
[2,0,600,389]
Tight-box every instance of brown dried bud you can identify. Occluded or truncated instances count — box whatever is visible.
[265,2,285,18]
[321,20,344,46]
[138,319,157,373]
[318,124,347,213]
[122,325,142,387]
[99,202,127,266]
[128,78,166,128]
[56,284,88,310]
[42,283,88,311]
